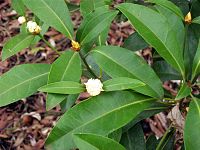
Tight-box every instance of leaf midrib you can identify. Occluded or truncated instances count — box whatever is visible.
[61,52,77,81]
[42,86,83,90]
[40,0,72,39]
[0,72,49,97]
[104,82,145,89]
[118,5,184,77]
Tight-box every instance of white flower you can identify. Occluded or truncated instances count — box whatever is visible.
[84,79,104,96]
[18,16,26,24]
[26,21,41,34]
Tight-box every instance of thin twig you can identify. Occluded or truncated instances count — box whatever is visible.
[38,34,60,55]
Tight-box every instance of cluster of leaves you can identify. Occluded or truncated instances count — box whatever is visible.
[1,0,200,149]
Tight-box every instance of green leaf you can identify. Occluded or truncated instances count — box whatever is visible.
[123,103,167,132]
[46,91,155,150]
[73,133,125,150]
[39,81,84,94]
[120,123,145,150]
[191,1,200,18]
[91,46,164,98]
[108,129,122,142]
[60,94,79,112]
[103,77,145,91]
[170,0,189,16]
[85,55,110,81]
[23,0,74,39]
[96,27,110,46]
[156,127,175,150]
[123,32,148,51]
[192,39,200,81]
[184,97,200,150]
[184,24,200,80]
[46,51,81,110]
[155,5,184,51]
[147,0,184,19]
[153,60,182,81]
[192,16,200,24]
[11,0,26,16]
[146,135,160,150]
[2,33,35,61]
[0,64,50,107]
[80,0,109,17]
[117,3,185,78]
[175,83,191,100]
[66,2,79,12]
[80,10,117,46]
[77,6,117,45]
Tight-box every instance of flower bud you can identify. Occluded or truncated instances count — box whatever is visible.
[185,12,192,24]
[18,16,26,24]
[71,40,80,51]
[27,21,41,34]
[84,79,104,96]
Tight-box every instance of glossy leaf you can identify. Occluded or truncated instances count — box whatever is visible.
[80,0,110,17]
[46,51,81,110]
[108,129,122,142]
[192,16,200,24]
[11,0,25,16]
[103,77,145,91]
[96,27,110,46]
[60,94,79,112]
[46,91,155,150]
[155,5,184,51]
[91,46,164,98]
[123,103,167,132]
[73,133,125,150]
[153,60,181,81]
[117,3,185,78]
[39,81,84,94]
[78,9,118,45]
[170,0,189,16]
[156,127,175,150]
[147,0,184,19]
[184,24,200,80]
[123,32,148,51]
[184,97,200,150]
[2,34,35,61]
[120,123,145,150]
[146,135,160,150]
[80,11,118,45]
[0,64,50,107]
[66,2,79,12]
[192,40,200,81]
[85,55,110,81]
[23,0,74,39]
[175,83,191,100]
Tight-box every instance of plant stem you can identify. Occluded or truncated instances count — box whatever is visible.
[156,124,174,150]
[39,34,60,55]
[182,24,189,81]
[79,52,98,79]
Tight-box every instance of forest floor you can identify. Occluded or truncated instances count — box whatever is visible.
[0,0,182,149]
